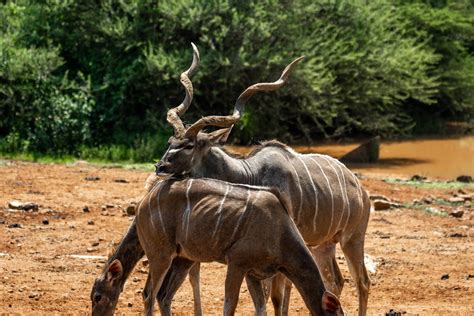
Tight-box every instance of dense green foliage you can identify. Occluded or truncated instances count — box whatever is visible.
[1,0,473,161]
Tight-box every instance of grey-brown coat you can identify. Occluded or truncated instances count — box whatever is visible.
[136,177,343,316]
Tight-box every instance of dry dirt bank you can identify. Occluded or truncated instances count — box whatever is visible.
[0,161,472,315]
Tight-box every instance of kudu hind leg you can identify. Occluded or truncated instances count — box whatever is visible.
[311,243,344,296]
[340,234,370,316]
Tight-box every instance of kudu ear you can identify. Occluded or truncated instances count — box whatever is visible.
[207,126,233,145]
[322,291,343,315]
[106,259,123,283]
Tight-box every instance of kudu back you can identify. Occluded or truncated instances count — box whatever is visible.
[136,176,344,316]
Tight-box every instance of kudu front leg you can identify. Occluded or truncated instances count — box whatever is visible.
[311,243,344,296]
[144,257,173,316]
[270,273,292,316]
[142,258,197,316]
[245,275,267,316]
[188,262,202,316]
[223,264,246,316]
[340,235,370,316]
[156,258,197,316]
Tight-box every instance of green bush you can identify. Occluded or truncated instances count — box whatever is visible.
[1,0,472,161]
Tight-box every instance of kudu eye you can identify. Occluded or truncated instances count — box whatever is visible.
[93,293,102,303]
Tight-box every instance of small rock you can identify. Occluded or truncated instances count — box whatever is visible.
[448,197,465,203]
[133,277,140,283]
[86,247,96,253]
[82,206,90,213]
[463,274,474,280]
[87,220,95,225]
[411,175,426,181]
[449,209,464,218]
[84,176,100,181]
[91,241,99,247]
[8,223,22,229]
[42,218,49,225]
[373,199,392,211]
[421,196,433,204]
[126,205,136,216]
[441,274,449,280]
[128,302,133,307]
[456,175,472,183]
[142,258,149,267]
[106,204,114,209]
[456,194,472,202]
[8,200,38,212]
[448,232,467,238]
[28,292,40,299]
[114,179,129,183]
[369,194,390,201]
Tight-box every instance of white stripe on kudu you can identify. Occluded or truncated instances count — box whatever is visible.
[288,159,303,222]
[182,179,194,242]
[296,155,318,232]
[320,155,346,233]
[308,156,334,237]
[230,189,253,241]
[212,185,232,245]
[154,182,167,235]
[147,181,162,233]
[321,155,352,232]
[335,160,351,232]
[275,150,298,219]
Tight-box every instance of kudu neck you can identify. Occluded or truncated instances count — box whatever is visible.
[108,220,144,285]
[192,147,257,184]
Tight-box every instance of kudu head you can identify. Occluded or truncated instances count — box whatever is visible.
[90,259,124,316]
[155,50,304,176]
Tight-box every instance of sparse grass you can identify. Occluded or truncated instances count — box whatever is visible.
[0,152,156,172]
[401,203,449,217]
[0,159,11,167]
[384,178,473,189]
[422,207,449,217]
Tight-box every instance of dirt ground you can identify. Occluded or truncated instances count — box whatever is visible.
[0,160,472,315]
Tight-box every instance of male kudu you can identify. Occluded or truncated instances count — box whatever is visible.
[136,176,344,316]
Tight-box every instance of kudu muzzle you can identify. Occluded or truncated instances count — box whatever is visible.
[155,161,169,175]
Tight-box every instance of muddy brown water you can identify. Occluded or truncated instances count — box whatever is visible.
[226,135,474,180]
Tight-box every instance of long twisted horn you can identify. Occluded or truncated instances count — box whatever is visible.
[184,56,304,139]
[166,43,200,138]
